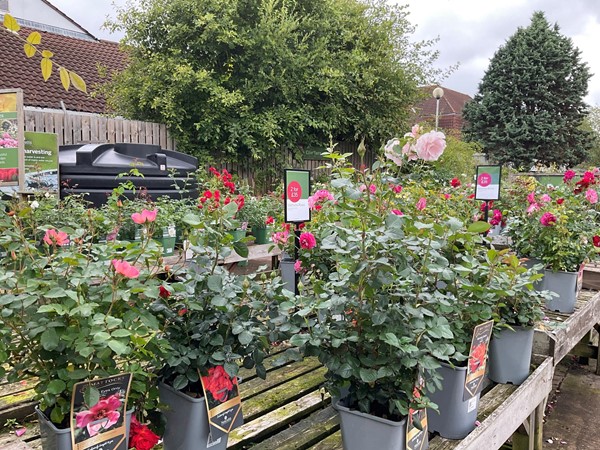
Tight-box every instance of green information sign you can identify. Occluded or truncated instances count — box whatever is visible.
[475,165,501,200]
[24,131,59,193]
[284,169,311,223]
[0,91,20,189]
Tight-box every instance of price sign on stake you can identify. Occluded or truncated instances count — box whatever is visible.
[475,165,501,201]
[284,169,311,223]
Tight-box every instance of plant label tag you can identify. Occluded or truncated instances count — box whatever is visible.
[406,409,428,450]
[467,396,478,413]
[201,365,244,442]
[160,164,166,171]
[70,373,132,450]
[463,319,494,401]
[577,262,585,294]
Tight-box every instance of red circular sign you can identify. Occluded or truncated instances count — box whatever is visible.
[287,181,302,203]
[478,173,492,187]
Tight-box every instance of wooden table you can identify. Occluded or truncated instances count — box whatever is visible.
[534,289,600,374]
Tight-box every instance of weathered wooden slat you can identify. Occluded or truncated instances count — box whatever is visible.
[242,366,327,421]
[240,358,321,400]
[307,430,343,450]
[534,290,600,365]
[227,390,330,449]
[251,405,339,450]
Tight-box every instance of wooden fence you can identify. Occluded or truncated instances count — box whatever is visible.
[23,108,176,150]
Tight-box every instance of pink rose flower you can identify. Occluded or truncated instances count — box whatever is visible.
[391,209,404,216]
[112,259,140,278]
[299,232,316,250]
[294,260,303,273]
[43,229,70,246]
[391,184,403,193]
[131,208,158,224]
[414,131,446,161]
[384,138,403,166]
[540,194,551,203]
[416,197,427,211]
[527,192,536,204]
[586,189,598,204]
[76,394,122,437]
[540,212,557,226]
[444,193,451,199]
[563,170,576,182]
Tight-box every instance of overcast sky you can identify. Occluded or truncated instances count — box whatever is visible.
[50,0,600,106]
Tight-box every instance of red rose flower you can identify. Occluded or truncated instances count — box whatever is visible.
[159,286,171,299]
[450,177,461,188]
[129,416,160,450]
[593,235,600,248]
[203,366,234,402]
[556,198,564,205]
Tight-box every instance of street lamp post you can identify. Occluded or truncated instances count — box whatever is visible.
[432,87,444,131]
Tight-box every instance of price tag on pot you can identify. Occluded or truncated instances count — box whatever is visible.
[201,365,244,445]
[463,320,494,401]
[70,373,132,450]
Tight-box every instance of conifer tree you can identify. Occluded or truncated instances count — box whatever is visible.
[463,11,593,169]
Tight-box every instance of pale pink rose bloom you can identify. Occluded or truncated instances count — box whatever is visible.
[131,208,158,224]
[294,260,302,273]
[384,138,403,166]
[540,194,551,203]
[414,131,446,161]
[112,259,140,278]
[527,203,540,215]
[586,189,598,204]
[416,197,427,211]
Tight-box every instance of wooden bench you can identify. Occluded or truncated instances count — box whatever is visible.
[534,289,600,374]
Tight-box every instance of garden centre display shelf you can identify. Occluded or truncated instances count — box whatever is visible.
[0,354,554,450]
[534,288,600,374]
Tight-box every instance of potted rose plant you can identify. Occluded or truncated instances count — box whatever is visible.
[506,171,600,312]
[282,130,475,449]
[0,194,169,449]
[150,186,290,450]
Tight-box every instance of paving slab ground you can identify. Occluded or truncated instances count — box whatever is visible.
[543,358,600,450]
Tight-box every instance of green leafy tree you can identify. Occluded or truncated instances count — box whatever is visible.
[463,11,593,170]
[103,0,442,164]
[581,106,600,166]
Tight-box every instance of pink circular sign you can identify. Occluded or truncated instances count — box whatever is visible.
[287,181,302,203]
[477,173,492,187]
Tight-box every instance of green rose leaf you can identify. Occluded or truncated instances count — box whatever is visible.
[108,339,128,355]
[41,328,59,351]
[47,379,67,395]
[83,386,100,406]
[467,221,491,233]
[359,368,378,383]
[207,275,223,292]
[238,330,253,346]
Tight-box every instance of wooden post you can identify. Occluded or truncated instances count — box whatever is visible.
[512,410,535,450]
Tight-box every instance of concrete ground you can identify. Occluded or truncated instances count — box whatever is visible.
[543,357,600,450]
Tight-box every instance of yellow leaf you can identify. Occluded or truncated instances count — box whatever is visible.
[59,67,70,91]
[26,31,41,45]
[3,13,20,32]
[41,50,54,58]
[23,43,36,58]
[41,58,53,81]
[69,71,87,94]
